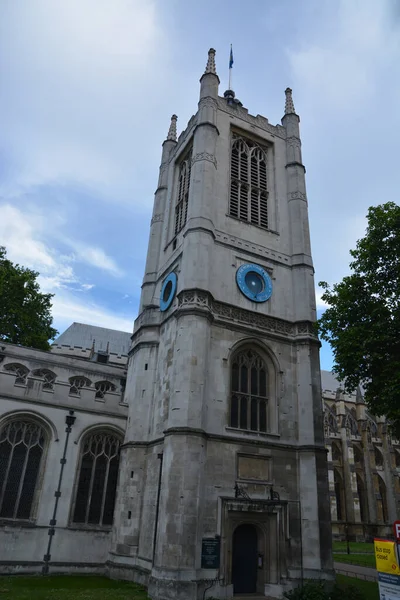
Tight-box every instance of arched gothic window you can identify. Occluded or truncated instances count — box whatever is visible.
[230,135,268,229]
[344,409,359,436]
[69,376,91,396]
[374,446,384,467]
[324,406,338,437]
[72,430,121,526]
[95,381,116,399]
[4,363,29,385]
[353,445,363,466]
[332,442,342,463]
[376,475,388,523]
[366,413,378,440]
[334,469,344,521]
[0,419,47,519]
[356,474,367,523]
[175,149,192,235]
[230,349,268,433]
[32,369,56,390]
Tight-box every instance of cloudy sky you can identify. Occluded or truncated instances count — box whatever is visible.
[1,0,399,370]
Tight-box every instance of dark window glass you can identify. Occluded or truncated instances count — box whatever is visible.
[229,350,269,433]
[259,402,267,432]
[240,365,248,393]
[0,421,45,520]
[251,399,258,431]
[231,395,239,428]
[251,367,258,395]
[72,432,121,527]
[232,363,239,392]
[240,397,248,430]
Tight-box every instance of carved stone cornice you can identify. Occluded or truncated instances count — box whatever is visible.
[286,136,301,146]
[198,96,218,110]
[177,289,317,339]
[288,191,307,202]
[191,151,217,169]
[151,213,163,225]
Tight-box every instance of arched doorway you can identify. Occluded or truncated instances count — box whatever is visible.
[232,523,258,594]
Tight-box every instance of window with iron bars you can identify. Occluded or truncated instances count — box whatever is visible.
[230,349,268,433]
[0,420,46,519]
[229,135,268,229]
[72,431,121,526]
[174,149,192,235]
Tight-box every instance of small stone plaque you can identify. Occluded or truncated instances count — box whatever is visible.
[201,537,220,569]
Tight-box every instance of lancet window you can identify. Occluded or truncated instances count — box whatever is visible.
[72,430,121,526]
[0,419,47,519]
[229,134,268,229]
[175,148,192,234]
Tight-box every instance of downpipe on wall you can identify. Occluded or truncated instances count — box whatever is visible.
[42,410,76,575]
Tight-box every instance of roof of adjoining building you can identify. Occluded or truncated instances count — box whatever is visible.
[51,323,354,392]
[52,322,132,356]
[321,370,342,393]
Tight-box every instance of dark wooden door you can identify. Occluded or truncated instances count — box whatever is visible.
[232,523,258,594]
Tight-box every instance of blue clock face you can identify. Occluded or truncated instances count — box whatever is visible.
[160,272,177,311]
[236,263,272,303]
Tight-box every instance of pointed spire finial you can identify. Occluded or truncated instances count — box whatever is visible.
[204,48,217,75]
[166,114,177,142]
[284,87,296,115]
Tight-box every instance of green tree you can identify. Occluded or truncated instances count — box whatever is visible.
[318,202,400,437]
[0,246,58,350]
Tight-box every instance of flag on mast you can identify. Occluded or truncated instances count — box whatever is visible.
[229,45,234,69]
[229,45,234,89]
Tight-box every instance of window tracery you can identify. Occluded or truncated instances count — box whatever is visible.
[175,149,192,234]
[3,363,29,385]
[0,419,47,519]
[94,381,116,399]
[230,349,268,433]
[72,431,121,526]
[32,369,56,390]
[69,376,91,396]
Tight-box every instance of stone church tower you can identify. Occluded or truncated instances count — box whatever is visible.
[110,49,333,599]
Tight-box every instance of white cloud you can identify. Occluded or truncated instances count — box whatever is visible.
[0,0,170,203]
[52,292,132,334]
[0,204,122,285]
[73,245,123,277]
[288,0,400,111]
[315,289,328,311]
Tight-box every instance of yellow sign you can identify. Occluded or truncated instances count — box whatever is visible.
[374,538,400,574]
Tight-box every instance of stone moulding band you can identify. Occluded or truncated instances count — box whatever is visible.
[176,289,317,338]
[122,428,327,454]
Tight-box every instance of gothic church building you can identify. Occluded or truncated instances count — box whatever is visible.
[2,48,396,598]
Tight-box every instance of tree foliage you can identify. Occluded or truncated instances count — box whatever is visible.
[318,202,400,436]
[0,247,58,350]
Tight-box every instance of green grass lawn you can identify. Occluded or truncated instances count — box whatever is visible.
[0,573,380,600]
[336,574,379,600]
[334,553,376,568]
[333,541,374,554]
[0,575,149,600]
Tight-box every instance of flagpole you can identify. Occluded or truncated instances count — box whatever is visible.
[229,44,233,90]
